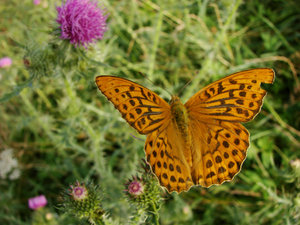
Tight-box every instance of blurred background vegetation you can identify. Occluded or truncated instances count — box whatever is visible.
[0,0,299,224]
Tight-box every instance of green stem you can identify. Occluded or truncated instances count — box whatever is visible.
[264,99,300,138]
[264,99,286,128]
[89,211,105,225]
[151,201,160,225]
[148,10,163,80]
[260,16,295,52]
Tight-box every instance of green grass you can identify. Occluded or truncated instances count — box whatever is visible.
[0,0,299,224]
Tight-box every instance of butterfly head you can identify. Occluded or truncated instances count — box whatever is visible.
[170,96,181,105]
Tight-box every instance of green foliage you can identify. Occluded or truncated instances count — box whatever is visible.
[0,0,299,224]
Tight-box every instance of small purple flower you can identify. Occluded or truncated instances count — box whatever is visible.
[125,176,144,196]
[69,181,88,200]
[33,0,41,5]
[0,57,12,68]
[28,195,47,210]
[56,0,108,48]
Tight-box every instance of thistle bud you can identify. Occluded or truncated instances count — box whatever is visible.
[125,176,145,197]
[60,181,105,225]
[70,182,88,201]
[124,160,163,223]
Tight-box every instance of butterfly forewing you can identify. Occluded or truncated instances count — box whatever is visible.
[185,68,275,122]
[95,76,171,134]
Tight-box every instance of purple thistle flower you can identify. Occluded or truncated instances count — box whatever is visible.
[0,57,12,68]
[28,195,47,210]
[69,181,88,200]
[125,176,144,196]
[56,0,108,48]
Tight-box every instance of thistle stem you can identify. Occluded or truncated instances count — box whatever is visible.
[89,215,105,225]
[151,201,160,225]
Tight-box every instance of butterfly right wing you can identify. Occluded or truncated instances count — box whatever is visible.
[95,76,171,134]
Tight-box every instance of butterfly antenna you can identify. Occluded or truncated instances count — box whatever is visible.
[138,72,173,97]
[177,71,198,97]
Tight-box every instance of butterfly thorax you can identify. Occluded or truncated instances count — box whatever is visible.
[170,96,188,125]
[170,96,193,166]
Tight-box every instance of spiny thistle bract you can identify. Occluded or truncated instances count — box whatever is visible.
[60,181,106,225]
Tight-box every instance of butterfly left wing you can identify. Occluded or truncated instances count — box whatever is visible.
[95,76,171,134]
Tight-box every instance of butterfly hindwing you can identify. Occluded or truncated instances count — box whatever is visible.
[95,76,171,134]
[190,119,249,187]
[145,125,194,192]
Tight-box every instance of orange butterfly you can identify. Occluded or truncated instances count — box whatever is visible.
[95,68,275,193]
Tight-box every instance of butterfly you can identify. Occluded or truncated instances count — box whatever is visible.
[95,68,275,193]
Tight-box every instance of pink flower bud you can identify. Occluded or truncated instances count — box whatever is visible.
[69,181,88,200]
[125,176,144,196]
[33,0,41,5]
[0,57,12,68]
[28,195,47,210]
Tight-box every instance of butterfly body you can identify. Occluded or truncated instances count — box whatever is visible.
[170,96,194,167]
[95,68,275,193]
